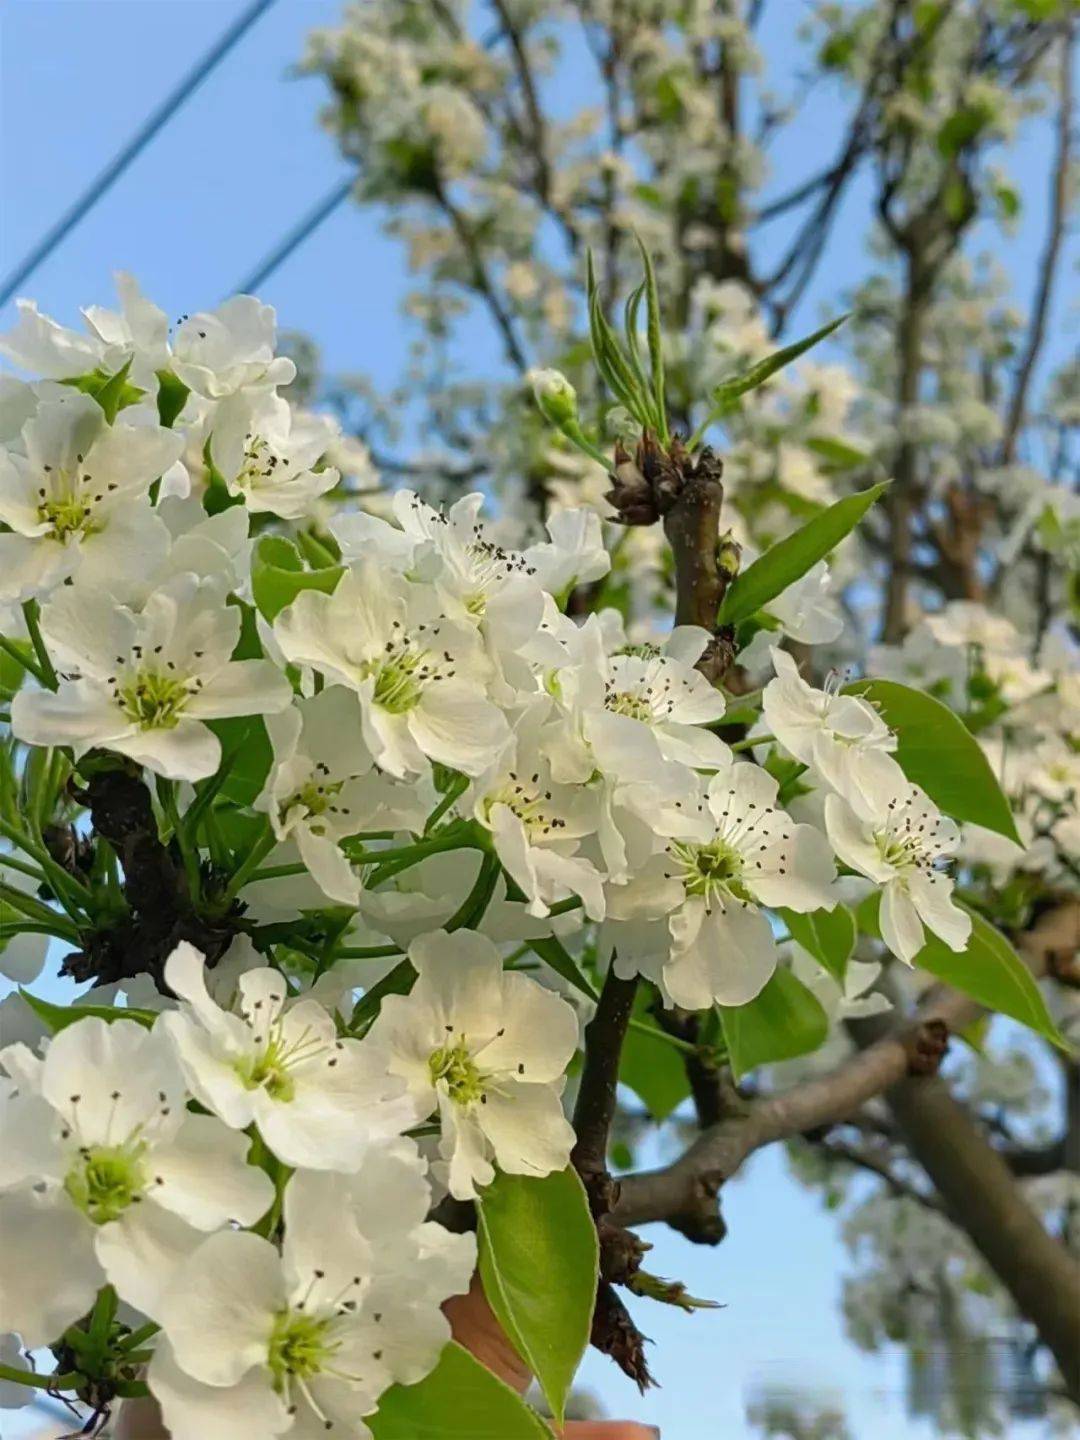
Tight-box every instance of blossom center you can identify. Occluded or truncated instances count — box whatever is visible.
[605,688,653,722]
[118,671,191,730]
[268,1310,333,1389]
[428,1037,487,1105]
[64,1142,148,1224]
[39,492,97,542]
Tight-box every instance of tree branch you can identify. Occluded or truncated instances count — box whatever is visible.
[612,1008,956,1236]
[1000,15,1075,465]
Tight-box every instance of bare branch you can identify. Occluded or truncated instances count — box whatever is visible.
[1000,17,1075,465]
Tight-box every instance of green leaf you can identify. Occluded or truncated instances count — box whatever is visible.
[719,482,888,626]
[477,1168,598,1425]
[156,370,191,428]
[20,990,156,1033]
[916,909,1067,1049]
[719,968,829,1080]
[620,994,692,1120]
[842,679,1020,844]
[527,936,597,1003]
[369,1342,551,1439]
[804,436,872,470]
[205,715,272,805]
[709,315,847,420]
[252,536,345,622]
[778,905,856,985]
[636,236,667,439]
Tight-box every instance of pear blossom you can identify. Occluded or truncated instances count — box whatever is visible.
[607,762,837,1009]
[0,390,181,603]
[159,942,414,1170]
[149,1143,475,1440]
[255,688,375,905]
[0,273,170,389]
[12,572,292,781]
[366,930,578,1199]
[273,561,509,777]
[548,617,731,785]
[171,296,296,406]
[212,394,341,520]
[762,647,904,818]
[787,944,892,1022]
[924,601,1021,654]
[468,700,606,921]
[332,490,546,672]
[0,1016,271,1341]
[824,785,972,964]
[524,506,610,596]
[766,560,844,644]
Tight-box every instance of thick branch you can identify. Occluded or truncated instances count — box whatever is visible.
[888,1075,1080,1400]
[612,1008,956,1235]
[572,964,639,1212]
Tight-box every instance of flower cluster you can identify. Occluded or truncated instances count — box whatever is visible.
[0,275,1022,1428]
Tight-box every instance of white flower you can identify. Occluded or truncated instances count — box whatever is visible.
[607,762,837,1010]
[0,274,169,389]
[468,700,606,921]
[0,1017,271,1341]
[762,648,904,819]
[766,560,843,644]
[787,944,892,1022]
[149,1141,475,1440]
[924,601,1020,655]
[528,367,579,428]
[0,390,180,603]
[213,394,341,521]
[332,491,546,677]
[159,942,413,1171]
[367,930,578,1200]
[824,784,972,964]
[1027,737,1080,804]
[273,562,509,778]
[12,573,292,782]
[171,296,296,404]
[550,618,731,784]
[255,689,375,905]
[524,507,610,596]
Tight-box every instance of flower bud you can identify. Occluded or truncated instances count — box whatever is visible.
[529,368,579,429]
[717,529,742,579]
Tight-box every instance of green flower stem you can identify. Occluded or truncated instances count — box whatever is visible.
[0,851,47,885]
[0,879,80,940]
[424,773,469,834]
[21,601,58,691]
[118,1322,160,1352]
[0,634,47,688]
[336,944,404,960]
[157,778,202,903]
[730,733,775,752]
[626,1018,698,1055]
[0,1362,82,1392]
[243,862,310,885]
[445,850,501,932]
[0,816,93,915]
[222,825,278,902]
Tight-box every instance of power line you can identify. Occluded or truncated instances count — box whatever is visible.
[0,0,278,309]
[231,176,355,295]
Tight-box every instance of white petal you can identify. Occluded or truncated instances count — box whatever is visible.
[149,1338,289,1440]
[0,1189,101,1347]
[480,1083,575,1178]
[95,1198,205,1316]
[151,1113,273,1228]
[908,872,972,953]
[879,882,925,965]
[159,1229,283,1386]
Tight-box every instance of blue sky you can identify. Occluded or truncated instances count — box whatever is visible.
[0,3,1073,1437]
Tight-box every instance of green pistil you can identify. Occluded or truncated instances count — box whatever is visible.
[235,1043,297,1103]
[64,1143,149,1225]
[268,1310,333,1390]
[673,839,752,902]
[428,1037,487,1106]
[606,690,652,722]
[365,650,426,714]
[119,671,191,730]
[39,494,97,542]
